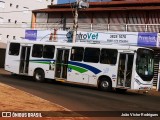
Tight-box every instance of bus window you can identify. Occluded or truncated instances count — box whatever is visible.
[71,47,84,61]
[100,49,118,64]
[9,43,20,56]
[84,48,100,63]
[32,44,43,58]
[43,45,55,59]
[136,48,154,81]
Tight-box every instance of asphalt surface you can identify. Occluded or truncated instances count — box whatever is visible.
[0,71,160,119]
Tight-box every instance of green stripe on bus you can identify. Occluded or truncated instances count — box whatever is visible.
[30,61,88,73]
[68,64,88,73]
[32,61,50,64]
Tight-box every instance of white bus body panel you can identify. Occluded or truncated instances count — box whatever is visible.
[5,55,20,74]
[5,44,20,74]
[132,72,153,90]
[67,62,118,87]
[28,58,55,79]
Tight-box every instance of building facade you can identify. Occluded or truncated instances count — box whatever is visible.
[32,0,160,33]
[0,0,57,45]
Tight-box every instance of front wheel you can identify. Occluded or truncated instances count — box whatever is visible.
[98,78,112,91]
[33,69,45,82]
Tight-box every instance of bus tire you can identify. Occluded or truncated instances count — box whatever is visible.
[33,69,45,82]
[98,78,112,91]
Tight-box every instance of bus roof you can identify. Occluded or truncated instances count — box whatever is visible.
[8,40,151,51]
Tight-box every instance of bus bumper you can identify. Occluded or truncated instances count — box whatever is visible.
[133,80,152,90]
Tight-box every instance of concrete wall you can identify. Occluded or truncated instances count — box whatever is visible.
[0,0,57,44]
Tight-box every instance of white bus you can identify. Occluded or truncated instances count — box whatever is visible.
[5,40,154,92]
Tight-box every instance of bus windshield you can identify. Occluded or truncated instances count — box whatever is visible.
[136,48,154,81]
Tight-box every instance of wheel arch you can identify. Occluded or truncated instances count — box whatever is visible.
[33,67,45,78]
[34,67,44,73]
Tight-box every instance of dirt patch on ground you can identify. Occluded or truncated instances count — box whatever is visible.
[0,83,67,111]
[0,83,89,120]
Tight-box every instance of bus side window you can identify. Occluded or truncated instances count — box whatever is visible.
[71,47,84,61]
[84,48,100,63]
[43,45,55,59]
[32,44,43,58]
[9,43,20,56]
[100,49,118,65]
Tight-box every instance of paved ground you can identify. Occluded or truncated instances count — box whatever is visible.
[1,68,160,97]
[128,88,160,97]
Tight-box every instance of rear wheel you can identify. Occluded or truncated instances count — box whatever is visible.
[33,69,45,82]
[98,78,112,91]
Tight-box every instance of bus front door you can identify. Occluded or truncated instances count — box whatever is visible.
[55,49,69,79]
[19,46,31,74]
[117,53,134,88]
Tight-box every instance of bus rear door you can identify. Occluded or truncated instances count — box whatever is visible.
[117,53,134,88]
[19,46,31,74]
[55,48,70,80]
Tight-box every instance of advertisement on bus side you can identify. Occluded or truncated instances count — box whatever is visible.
[25,30,159,47]
[137,32,157,47]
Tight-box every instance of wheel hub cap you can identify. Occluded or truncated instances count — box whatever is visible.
[102,81,109,88]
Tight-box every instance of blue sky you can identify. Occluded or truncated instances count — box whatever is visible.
[57,0,111,4]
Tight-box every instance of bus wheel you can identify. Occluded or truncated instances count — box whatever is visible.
[33,69,45,82]
[98,78,112,91]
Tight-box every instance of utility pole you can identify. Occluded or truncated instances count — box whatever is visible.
[72,0,89,43]
[72,0,79,43]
